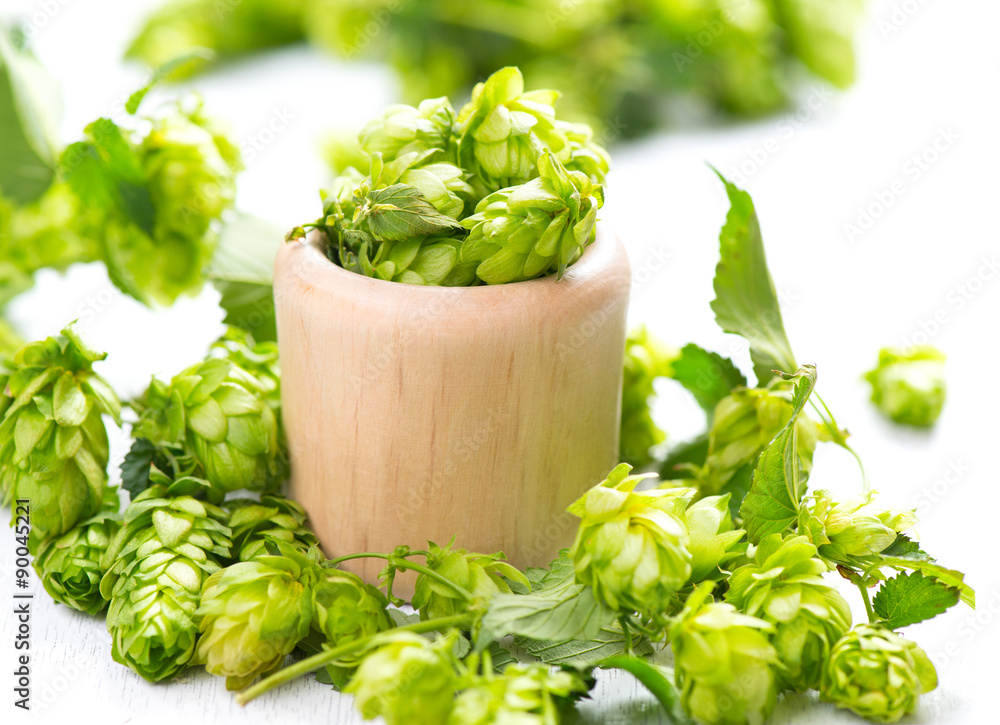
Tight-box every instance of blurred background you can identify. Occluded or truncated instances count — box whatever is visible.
[1,0,998,723]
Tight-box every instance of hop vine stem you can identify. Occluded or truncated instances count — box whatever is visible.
[236,613,472,705]
[325,552,474,602]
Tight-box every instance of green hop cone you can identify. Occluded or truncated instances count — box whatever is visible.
[345,631,459,725]
[449,663,587,725]
[411,540,530,620]
[461,149,603,284]
[211,328,281,416]
[227,493,319,562]
[798,490,917,565]
[354,236,478,287]
[196,543,320,690]
[0,325,121,545]
[698,379,821,495]
[358,96,457,163]
[312,568,392,646]
[821,623,937,723]
[134,355,281,497]
[568,463,693,616]
[100,472,231,682]
[725,534,852,692]
[357,150,475,222]
[620,326,679,468]
[671,585,778,725]
[33,510,122,615]
[681,493,746,585]
[558,120,611,186]
[865,346,946,427]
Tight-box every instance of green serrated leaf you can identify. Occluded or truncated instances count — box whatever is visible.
[120,437,159,500]
[873,553,974,609]
[739,366,816,543]
[476,551,616,649]
[873,571,960,629]
[710,172,797,385]
[486,641,518,672]
[602,656,692,724]
[358,184,464,241]
[670,343,747,416]
[0,27,62,204]
[515,625,653,667]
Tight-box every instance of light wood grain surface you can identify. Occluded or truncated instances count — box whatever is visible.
[275,227,631,590]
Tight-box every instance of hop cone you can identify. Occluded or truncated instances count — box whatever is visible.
[345,631,459,725]
[798,490,917,565]
[100,473,231,682]
[455,67,607,198]
[698,380,821,495]
[0,326,120,546]
[671,586,778,725]
[354,236,478,286]
[865,346,946,426]
[358,150,475,221]
[358,96,457,162]
[411,540,529,621]
[681,494,745,585]
[196,543,319,690]
[461,150,603,284]
[620,326,678,468]
[568,463,693,616]
[726,534,852,691]
[133,356,281,497]
[211,328,281,416]
[821,624,937,723]
[227,494,319,562]
[312,568,392,646]
[33,510,122,615]
[449,664,587,725]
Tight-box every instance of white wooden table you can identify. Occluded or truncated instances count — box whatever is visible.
[2,0,997,722]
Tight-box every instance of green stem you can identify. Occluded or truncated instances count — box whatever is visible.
[619,616,634,655]
[857,581,876,623]
[812,393,869,493]
[236,614,472,705]
[325,552,474,603]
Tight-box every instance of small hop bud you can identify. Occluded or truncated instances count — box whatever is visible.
[725,534,852,691]
[865,346,946,427]
[411,540,530,620]
[798,490,917,564]
[568,463,693,616]
[671,585,779,725]
[448,664,587,725]
[345,631,459,725]
[33,511,121,615]
[821,624,937,723]
[311,568,393,647]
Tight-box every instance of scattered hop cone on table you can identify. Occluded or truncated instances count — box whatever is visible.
[0,325,120,546]
[227,493,319,562]
[100,472,231,682]
[448,664,587,725]
[133,356,281,497]
[725,534,852,691]
[33,510,121,615]
[461,150,603,284]
[798,490,917,565]
[345,631,459,725]
[311,568,392,646]
[698,380,820,495]
[671,585,779,725]
[864,346,946,427]
[821,623,937,723]
[411,540,529,621]
[568,463,693,617]
[196,542,320,691]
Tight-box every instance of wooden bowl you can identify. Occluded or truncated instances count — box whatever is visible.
[273,226,631,593]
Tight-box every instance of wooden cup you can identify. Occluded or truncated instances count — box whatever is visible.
[273,226,631,593]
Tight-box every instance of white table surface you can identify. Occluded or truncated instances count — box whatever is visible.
[2,1,998,723]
